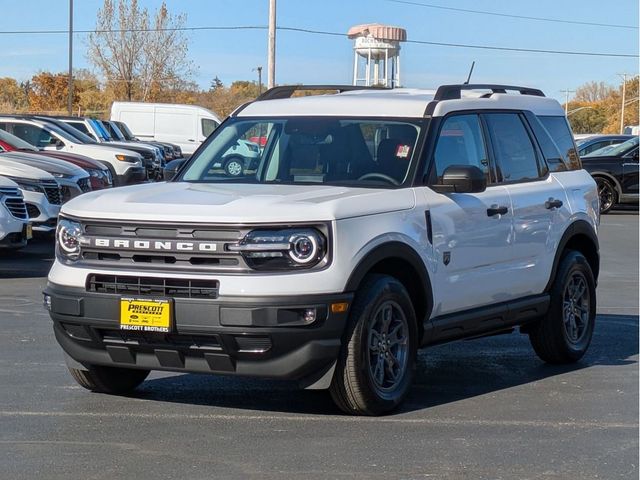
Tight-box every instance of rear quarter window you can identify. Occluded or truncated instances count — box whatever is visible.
[538,116,581,170]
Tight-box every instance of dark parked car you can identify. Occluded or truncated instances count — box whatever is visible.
[576,135,634,157]
[581,136,639,213]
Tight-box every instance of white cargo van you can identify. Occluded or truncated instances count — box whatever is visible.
[111,102,222,155]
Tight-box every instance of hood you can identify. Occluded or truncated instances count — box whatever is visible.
[61,182,416,223]
[29,151,108,171]
[0,175,20,189]
[104,141,157,154]
[64,143,143,159]
[0,158,55,181]
[0,151,86,178]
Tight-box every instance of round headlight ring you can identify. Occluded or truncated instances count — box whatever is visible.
[57,219,82,258]
[288,232,320,264]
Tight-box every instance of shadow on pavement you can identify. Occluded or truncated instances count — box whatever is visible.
[0,236,54,279]
[130,313,638,416]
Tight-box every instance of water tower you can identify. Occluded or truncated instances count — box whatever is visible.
[348,23,407,88]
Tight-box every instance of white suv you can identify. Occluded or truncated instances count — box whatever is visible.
[45,84,599,415]
[0,176,30,248]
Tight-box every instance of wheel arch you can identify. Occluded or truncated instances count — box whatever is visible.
[590,171,623,197]
[545,220,600,292]
[344,242,433,338]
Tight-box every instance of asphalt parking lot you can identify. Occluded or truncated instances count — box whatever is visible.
[0,210,637,480]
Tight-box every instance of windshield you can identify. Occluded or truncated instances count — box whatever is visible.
[43,119,97,144]
[90,119,111,140]
[115,121,135,140]
[584,136,639,157]
[180,117,422,188]
[105,121,125,140]
[0,129,38,150]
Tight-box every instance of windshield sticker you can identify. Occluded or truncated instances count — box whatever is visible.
[396,144,411,158]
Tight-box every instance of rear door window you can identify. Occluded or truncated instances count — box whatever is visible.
[484,113,544,183]
[538,115,580,170]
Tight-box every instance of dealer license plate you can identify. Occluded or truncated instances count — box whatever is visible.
[120,298,172,332]
[24,223,32,240]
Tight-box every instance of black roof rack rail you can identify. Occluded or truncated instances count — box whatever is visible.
[255,84,389,101]
[434,84,545,101]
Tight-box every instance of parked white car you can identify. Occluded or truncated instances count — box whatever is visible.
[47,84,599,415]
[0,176,30,249]
[110,102,222,155]
[0,160,61,232]
[0,117,146,186]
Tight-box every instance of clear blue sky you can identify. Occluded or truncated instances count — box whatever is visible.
[1,0,638,103]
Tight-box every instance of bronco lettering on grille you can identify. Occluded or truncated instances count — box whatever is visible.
[89,238,218,252]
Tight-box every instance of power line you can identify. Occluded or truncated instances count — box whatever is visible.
[386,0,639,30]
[0,24,637,58]
[278,26,639,58]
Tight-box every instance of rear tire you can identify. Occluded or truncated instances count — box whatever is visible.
[329,275,418,415]
[529,250,596,364]
[68,365,149,394]
[595,177,616,214]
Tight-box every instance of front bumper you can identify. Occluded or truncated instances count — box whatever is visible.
[116,166,147,186]
[22,190,60,232]
[0,216,29,249]
[45,283,352,384]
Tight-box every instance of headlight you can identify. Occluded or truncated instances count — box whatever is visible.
[16,182,43,193]
[228,228,327,271]
[56,218,83,260]
[115,154,139,163]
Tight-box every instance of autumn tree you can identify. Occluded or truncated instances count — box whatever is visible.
[574,81,615,103]
[88,0,193,102]
[28,72,75,112]
[0,77,29,111]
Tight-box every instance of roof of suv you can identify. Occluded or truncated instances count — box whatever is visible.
[237,86,565,119]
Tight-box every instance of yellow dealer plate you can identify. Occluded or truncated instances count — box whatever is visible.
[120,298,171,333]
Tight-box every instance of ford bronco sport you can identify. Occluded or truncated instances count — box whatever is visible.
[45,84,599,415]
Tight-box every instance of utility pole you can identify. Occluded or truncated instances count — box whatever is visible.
[67,0,74,115]
[617,73,629,134]
[560,88,575,116]
[267,0,276,89]
[253,66,263,94]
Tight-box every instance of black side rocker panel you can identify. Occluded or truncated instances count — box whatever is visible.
[423,294,550,346]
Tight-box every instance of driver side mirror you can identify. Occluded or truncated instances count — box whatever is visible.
[163,158,187,181]
[430,165,487,194]
[49,137,64,149]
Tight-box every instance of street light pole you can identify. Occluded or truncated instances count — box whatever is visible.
[267,0,276,89]
[67,0,73,115]
[560,88,575,116]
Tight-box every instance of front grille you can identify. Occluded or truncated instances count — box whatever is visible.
[87,274,219,299]
[78,177,91,193]
[26,203,41,219]
[3,197,28,220]
[78,222,248,272]
[98,329,223,352]
[41,181,61,205]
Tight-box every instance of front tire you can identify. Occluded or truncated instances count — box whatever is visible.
[329,275,418,415]
[595,177,617,214]
[68,365,150,394]
[529,250,596,364]
[224,157,244,177]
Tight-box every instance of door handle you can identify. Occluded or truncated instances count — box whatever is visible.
[187,138,196,142]
[545,198,563,209]
[487,205,508,216]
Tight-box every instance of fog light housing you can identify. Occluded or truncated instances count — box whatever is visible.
[43,294,52,311]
